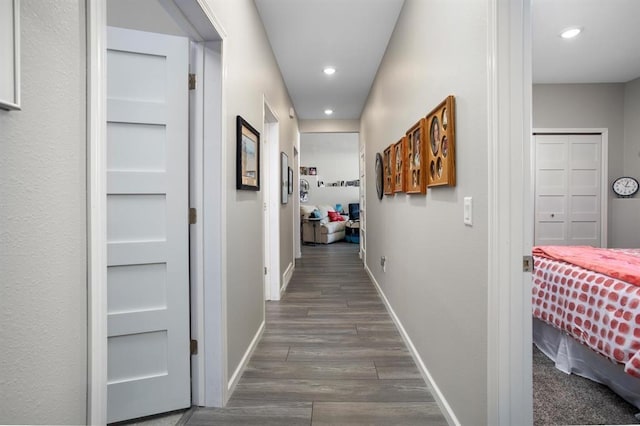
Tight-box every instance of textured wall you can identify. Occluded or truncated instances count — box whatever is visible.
[0,1,87,424]
[360,0,489,424]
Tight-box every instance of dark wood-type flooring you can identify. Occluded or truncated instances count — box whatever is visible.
[185,242,447,425]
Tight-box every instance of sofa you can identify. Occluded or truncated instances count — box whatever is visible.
[300,204,348,244]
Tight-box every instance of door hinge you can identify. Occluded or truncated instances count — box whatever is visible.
[188,73,197,90]
[190,339,198,355]
[189,208,197,224]
[264,267,268,275]
[523,255,534,273]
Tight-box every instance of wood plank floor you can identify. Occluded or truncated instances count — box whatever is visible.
[185,242,447,425]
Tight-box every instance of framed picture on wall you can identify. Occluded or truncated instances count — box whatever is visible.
[426,95,456,187]
[288,167,293,194]
[406,118,426,194]
[0,0,21,110]
[393,136,406,193]
[236,116,260,190]
[383,144,394,195]
[281,152,288,204]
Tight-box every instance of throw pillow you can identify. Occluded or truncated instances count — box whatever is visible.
[328,211,345,222]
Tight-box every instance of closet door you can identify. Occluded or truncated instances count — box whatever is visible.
[534,134,602,247]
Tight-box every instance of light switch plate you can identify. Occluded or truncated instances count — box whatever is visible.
[464,197,473,226]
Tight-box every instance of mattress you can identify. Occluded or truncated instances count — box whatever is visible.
[532,248,640,378]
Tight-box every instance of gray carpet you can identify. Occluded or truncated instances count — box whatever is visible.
[533,345,640,425]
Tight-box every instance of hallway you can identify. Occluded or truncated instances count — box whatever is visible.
[185,243,447,425]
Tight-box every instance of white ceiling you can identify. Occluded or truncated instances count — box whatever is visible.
[533,0,640,84]
[255,0,640,121]
[254,0,405,120]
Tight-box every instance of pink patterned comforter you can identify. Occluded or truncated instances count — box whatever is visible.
[532,247,640,377]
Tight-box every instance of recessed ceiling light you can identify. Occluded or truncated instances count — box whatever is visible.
[324,109,334,116]
[560,27,582,39]
[323,67,336,75]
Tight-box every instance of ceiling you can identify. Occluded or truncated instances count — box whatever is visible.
[255,0,640,121]
[254,0,405,121]
[532,0,640,84]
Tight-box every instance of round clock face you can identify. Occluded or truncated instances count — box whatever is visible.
[612,176,639,198]
[375,153,383,200]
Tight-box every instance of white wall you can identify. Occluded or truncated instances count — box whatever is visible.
[532,83,629,247]
[360,1,489,424]
[300,132,359,208]
[0,1,87,423]
[204,0,298,381]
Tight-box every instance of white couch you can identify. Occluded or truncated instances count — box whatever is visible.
[300,204,348,244]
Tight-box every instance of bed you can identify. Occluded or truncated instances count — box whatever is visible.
[532,245,640,408]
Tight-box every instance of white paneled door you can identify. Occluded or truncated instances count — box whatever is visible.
[534,134,602,247]
[106,27,190,423]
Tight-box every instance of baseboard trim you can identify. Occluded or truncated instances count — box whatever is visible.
[281,261,294,297]
[227,320,265,394]
[364,265,461,426]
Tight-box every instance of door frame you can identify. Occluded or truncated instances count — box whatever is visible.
[532,128,609,247]
[486,0,533,424]
[86,1,228,423]
[263,99,281,300]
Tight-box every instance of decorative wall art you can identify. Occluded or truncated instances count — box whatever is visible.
[236,116,260,190]
[375,152,383,200]
[383,145,394,195]
[426,96,456,187]
[281,152,288,204]
[406,118,426,194]
[0,0,20,110]
[393,137,406,193]
[288,167,293,194]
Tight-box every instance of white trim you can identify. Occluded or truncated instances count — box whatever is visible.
[364,266,460,426]
[263,98,281,301]
[86,0,107,424]
[87,1,229,417]
[227,321,265,394]
[201,37,227,407]
[532,128,609,248]
[188,40,206,408]
[281,261,295,297]
[486,0,532,425]
[0,0,20,110]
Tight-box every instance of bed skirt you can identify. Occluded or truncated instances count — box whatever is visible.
[533,317,640,409]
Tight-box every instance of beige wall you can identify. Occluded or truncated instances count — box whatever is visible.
[0,1,87,424]
[360,1,489,424]
[204,0,298,379]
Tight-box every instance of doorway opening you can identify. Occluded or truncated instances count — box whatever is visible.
[88,0,227,423]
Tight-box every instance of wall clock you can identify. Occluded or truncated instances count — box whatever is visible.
[612,176,639,198]
[375,152,383,200]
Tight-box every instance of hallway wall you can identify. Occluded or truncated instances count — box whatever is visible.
[204,0,299,382]
[0,0,87,423]
[360,0,490,424]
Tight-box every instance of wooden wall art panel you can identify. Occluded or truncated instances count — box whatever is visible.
[393,137,406,193]
[383,144,394,195]
[405,118,427,194]
[426,96,456,187]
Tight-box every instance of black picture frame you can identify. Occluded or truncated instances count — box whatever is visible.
[288,167,293,194]
[281,152,288,204]
[236,116,260,190]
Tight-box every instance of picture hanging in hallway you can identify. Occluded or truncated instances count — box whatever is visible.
[236,115,260,191]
